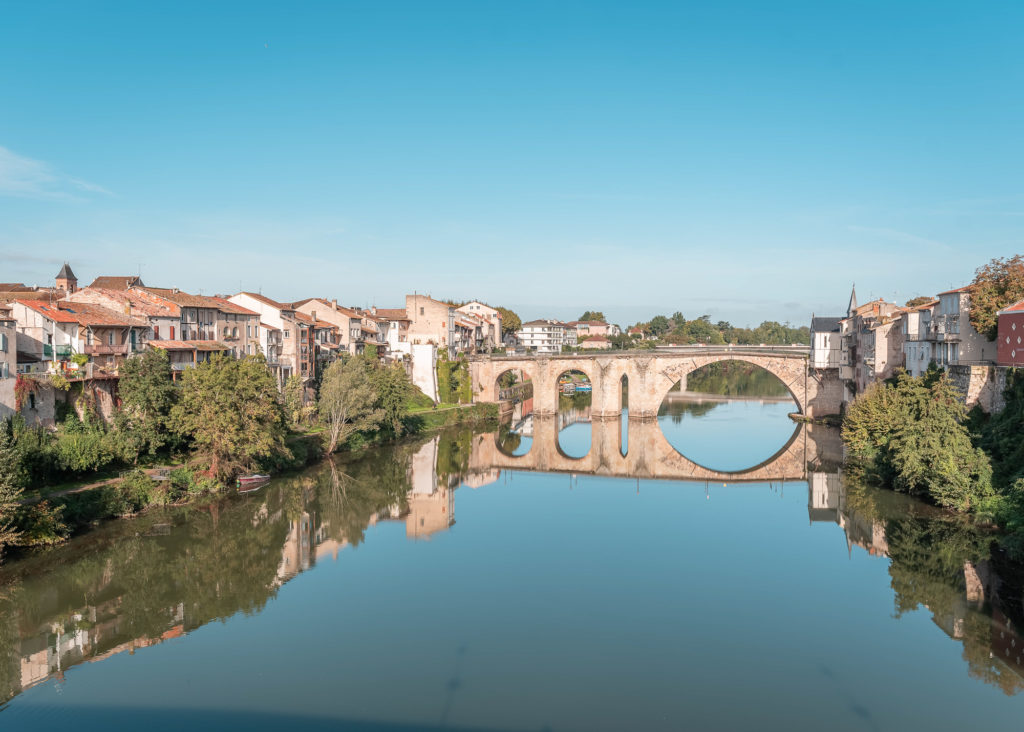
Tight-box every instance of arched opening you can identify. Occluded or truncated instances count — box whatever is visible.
[657,360,799,472]
[620,373,628,456]
[556,369,592,459]
[495,368,532,456]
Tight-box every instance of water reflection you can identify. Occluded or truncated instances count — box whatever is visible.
[0,424,1022,721]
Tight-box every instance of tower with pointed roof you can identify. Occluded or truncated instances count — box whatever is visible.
[846,283,858,318]
[55,262,77,294]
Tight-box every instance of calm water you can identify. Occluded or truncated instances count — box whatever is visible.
[2,397,1023,730]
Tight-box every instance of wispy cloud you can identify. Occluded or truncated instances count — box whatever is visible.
[0,146,112,199]
[847,225,950,250]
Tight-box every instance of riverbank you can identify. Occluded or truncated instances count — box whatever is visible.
[3,401,499,560]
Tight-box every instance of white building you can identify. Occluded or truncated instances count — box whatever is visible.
[517,319,566,354]
[455,302,503,351]
[932,287,997,368]
[810,317,842,368]
[900,300,937,377]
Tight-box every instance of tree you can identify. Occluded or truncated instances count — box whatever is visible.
[172,354,286,481]
[115,348,178,459]
[579,311,606,322]
[905,296,933,308]
[318,359,383,453]
[0,420,24,558]
[648,315,670,337]
[496,307,521,338]
[968,254,1024,340]
[372,361,414,434]
[842,369,993,511]
[283,374,307,427]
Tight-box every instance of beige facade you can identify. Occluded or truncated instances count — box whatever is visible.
[294,298,368,355]
[933,287,997,368]
[229,292,306,385]
[405,294,457,356]
[456,301,503,350]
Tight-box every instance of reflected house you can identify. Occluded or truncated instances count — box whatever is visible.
[807,472,842,524]
[406,437,454,539]
[276,511,313,584]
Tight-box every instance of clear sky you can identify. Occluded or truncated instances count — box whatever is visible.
[1,1,1022,327]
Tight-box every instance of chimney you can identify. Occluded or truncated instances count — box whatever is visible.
[311,310,317,322]
[331,299,338,311]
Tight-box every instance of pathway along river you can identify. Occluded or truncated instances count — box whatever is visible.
[1,378,1024,730]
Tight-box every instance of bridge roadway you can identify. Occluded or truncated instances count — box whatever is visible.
[467,413,844,483]
[469,346,843,420]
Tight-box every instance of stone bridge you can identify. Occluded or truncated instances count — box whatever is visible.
[468,415,844,483]
[470,347,842,420]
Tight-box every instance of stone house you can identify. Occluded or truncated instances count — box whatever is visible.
[933,287,998,368]
[64,286,180,343]
[579,335,612,350]
[455,302,503,350]
[839,292,903,399]
[11,299,149,375]
[293,298,370,356]
[900,300,938,377]
[405,294,458,356]
[229,292,305,386]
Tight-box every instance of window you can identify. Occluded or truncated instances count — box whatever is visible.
[108,332,114,346]
[284,330,290,339]
[0,333,6,352]
[246,325,252,337]
[170,325,176,340]
[233,327,238,338]
[420,307,424,316]
[28,393,36,410]
[153,326,159,339]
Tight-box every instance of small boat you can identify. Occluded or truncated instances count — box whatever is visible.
[236,474,271,493]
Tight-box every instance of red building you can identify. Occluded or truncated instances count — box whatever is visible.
[997,300,1024,366]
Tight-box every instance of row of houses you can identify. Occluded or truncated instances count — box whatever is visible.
[811,284,1024,405]
[515,319,621,354]
[0,264,507,425]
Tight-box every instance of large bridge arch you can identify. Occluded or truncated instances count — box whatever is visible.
[646,355,804,419]
[469,348,841,421]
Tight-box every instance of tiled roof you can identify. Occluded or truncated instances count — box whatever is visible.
[89,276,144,290]
[56,263,76,280]
[0,283,35,292]
[373,308,410,321]
[143,287,219,309]
[910,300,939,311]
[237,291,293,311]
[811,317,842,333]
[937,286,970,296]
[293,311,315,325]
[259,322,280,331]
[148,340,231,352]
[73,287,180,317]
[209,296,258,316]
[18,300,147,327]
[998,299,1024,314]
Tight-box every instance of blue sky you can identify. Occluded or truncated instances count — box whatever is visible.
[1,1,1022,327]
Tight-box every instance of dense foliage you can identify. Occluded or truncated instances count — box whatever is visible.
[319,358,383,453]
[968,254,1024,340]
[0,421,23,557]
[114,348,178,459]
[172,354,287,481]
[842,369,992,511]
[628,313,809,346]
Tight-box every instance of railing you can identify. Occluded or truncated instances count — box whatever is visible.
[84,343,131,356]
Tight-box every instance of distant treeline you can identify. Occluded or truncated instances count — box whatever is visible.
[630,313,809,346]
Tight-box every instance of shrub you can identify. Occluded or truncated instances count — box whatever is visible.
[15,501,70,546]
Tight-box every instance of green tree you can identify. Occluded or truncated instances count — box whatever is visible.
[0,420,24,558]
[578,311,606,322]
[372,361,414,434]
[115,348,178,459]
[843,369,993,511]
[496,307,521,338]
[283,374,306,428]
[905,296,934,308]
[172,354,286,481]
[968,254,1024,340]
[318,358,383,453]
[648,315,670,337]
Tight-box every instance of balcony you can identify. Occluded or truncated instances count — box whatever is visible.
[42,344,73,358]
[84,343,131,356]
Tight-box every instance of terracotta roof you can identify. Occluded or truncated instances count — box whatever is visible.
[70,287,180,317]
[0,283,35,292]
[142,287,219,309]
[259,322,280,331]
[89,275,144,290]
[937,286,970,296]
[373,308,410,321]
[910,300,939,311]
[293,311,315,325]
[209,296,258,316]
[148,340,230,352]
[998,299,1024,314]
[17,300,147,327]
[237,291,293,311]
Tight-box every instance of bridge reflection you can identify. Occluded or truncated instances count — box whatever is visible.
[478,413,841,483]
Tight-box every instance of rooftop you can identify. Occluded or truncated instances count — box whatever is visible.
[998,299,1024,315]
[89,275,145,290]
[811,317,842,333]
[148,340,231,352]
[937,286,970,296]
[236,291,294,311]
[17,299,148,327]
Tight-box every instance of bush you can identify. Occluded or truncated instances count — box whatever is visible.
[105,470,161,517]
[15,501,70,546]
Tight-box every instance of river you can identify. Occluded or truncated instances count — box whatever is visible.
[1,388,1023,730]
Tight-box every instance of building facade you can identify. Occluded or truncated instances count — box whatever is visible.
[997,300,1024,367]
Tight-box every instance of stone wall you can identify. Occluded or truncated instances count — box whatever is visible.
[949,364,1009,413]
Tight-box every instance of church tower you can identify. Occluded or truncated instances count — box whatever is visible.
[56,262,77,294]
